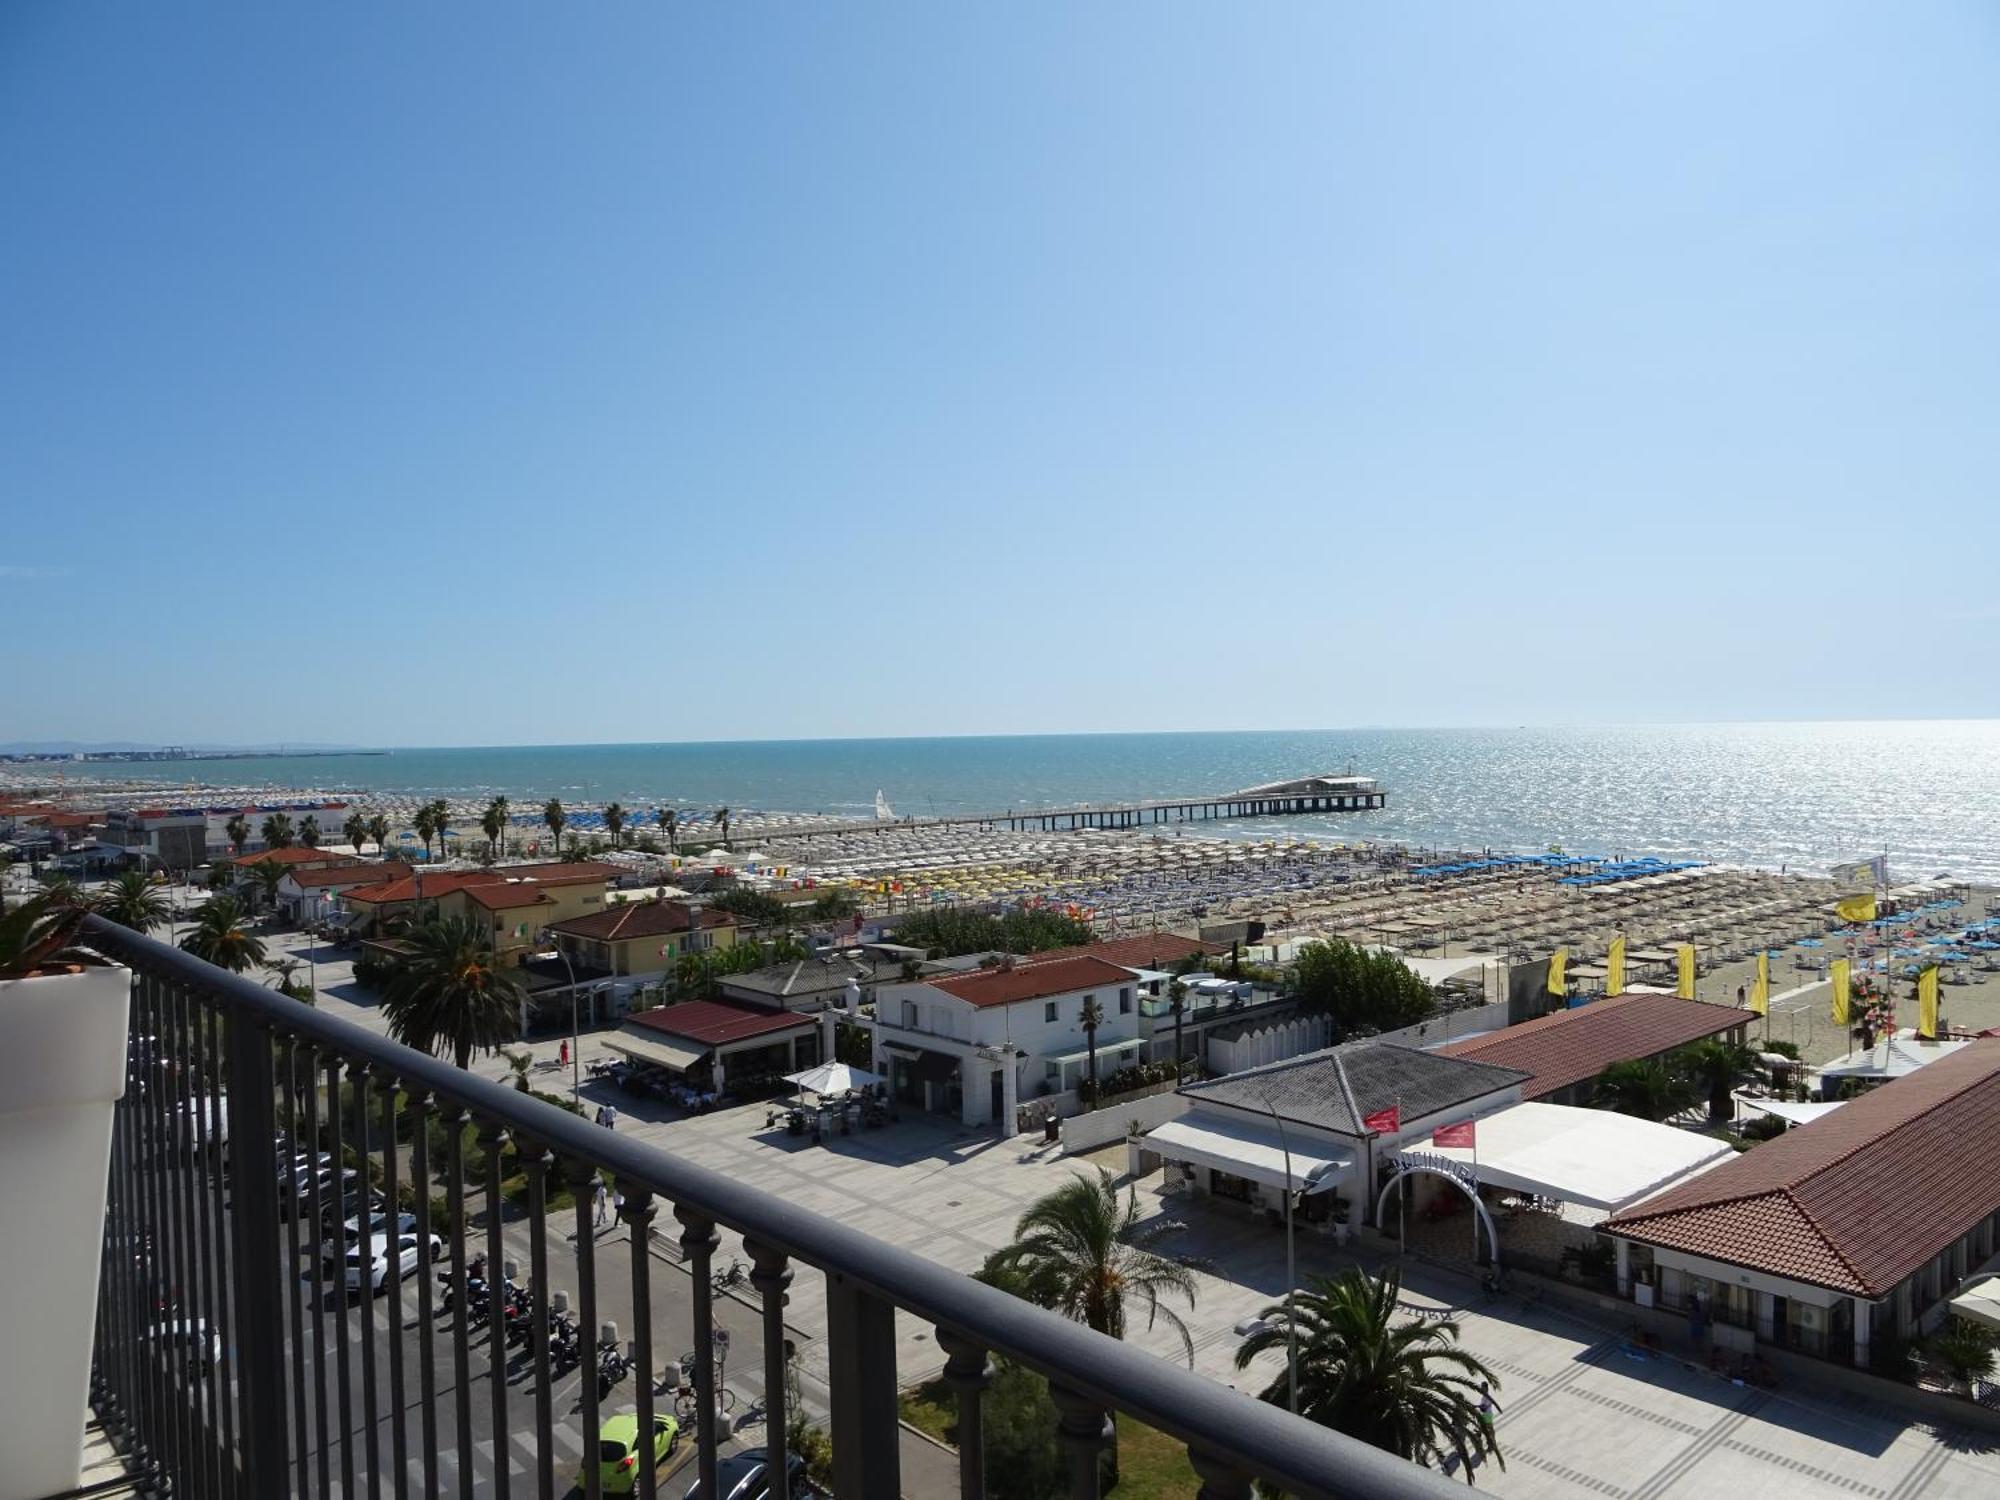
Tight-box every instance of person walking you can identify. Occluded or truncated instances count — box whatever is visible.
[593,1104,607,1129]
[593,1178,609,1228]
[559,1038,570,1069]
[603,1102,618,1131]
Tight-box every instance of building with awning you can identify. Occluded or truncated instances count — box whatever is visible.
[612,999,818,1095]
[1437,991,1752,1106]
[1146,1115,1352,1195]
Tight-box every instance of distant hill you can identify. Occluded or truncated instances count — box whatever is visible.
[0,741,368,755]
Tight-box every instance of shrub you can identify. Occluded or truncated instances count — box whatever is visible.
[1291,938,1436,1035]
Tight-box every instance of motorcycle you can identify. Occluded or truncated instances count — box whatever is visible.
[596,1339,629,1398]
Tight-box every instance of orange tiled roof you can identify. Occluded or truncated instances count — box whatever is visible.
[1017,934,1223,970]
[929,955,1139,1009]
[1439,992,1747,1100]
[1604,1040,2000,1296]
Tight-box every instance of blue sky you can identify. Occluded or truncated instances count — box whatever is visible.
[5,3,1997,746]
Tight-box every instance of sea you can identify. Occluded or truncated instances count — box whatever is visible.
[44,722,2000,882]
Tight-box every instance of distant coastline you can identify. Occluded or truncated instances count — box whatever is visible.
[0,749,389,766]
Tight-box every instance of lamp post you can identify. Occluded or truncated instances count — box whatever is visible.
[1262,1091,1306,1414]
[553,944,582,1103]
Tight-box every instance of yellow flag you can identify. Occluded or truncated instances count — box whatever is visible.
[1830,957,1850,1027]
[1836,892,1877,924]
[1749,951,1769,1016]
[1548,946,1567,999]
[1919,965,1939,1037]
[1606,935,1626,997]
[1676,944,1696,1000]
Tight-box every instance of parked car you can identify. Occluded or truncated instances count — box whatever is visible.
[318,1210,417,1270]
[682,1448,817,1500]
[145,1318,222,1377]
[586,1412,681,1495]
[341,1232,444,1296]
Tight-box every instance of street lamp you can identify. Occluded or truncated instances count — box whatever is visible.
[1262,1091,1334,1415]
[552,943,582,1103]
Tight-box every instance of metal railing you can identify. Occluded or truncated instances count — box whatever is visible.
[81,915,1475,1499]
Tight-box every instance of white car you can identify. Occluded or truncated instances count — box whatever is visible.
[147,1318,223,1376]
[341,1232,444,1295]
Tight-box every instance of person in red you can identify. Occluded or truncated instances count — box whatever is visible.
[558,1038,570,1068]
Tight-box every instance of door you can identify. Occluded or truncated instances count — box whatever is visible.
[989,1068,1003,1125]
[1770,1296,1789,1347]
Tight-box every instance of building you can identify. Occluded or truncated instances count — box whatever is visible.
[867,955,1150,1131]
[541,898,739,981]
[608,999,819,1095]
[102,807,209,871]
[1144,1043,1529,1231]
[717,952,904,1015]
[1436,991,1751,1105]
[1604,1040,2000,1367]
[339,861,618,954]
[278,861,412,924]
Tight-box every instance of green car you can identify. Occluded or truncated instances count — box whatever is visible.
[587,1411,681,1494]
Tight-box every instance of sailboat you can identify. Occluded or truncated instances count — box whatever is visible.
[874,789,894,821]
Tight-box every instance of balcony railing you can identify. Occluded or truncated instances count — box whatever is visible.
[80,915,1475,1499]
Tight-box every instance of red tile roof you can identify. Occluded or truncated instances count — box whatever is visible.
[627,1000,811,1046]
[929,955,1140,1009]
[288,861,411,888]
[341,861,616,905]
[544,899,736,941]
[460,883,554,911]
[1018,934,1223,971]
[1438,992,1748,1101]
[231,848,364,869]
[1605,1040,2000,1296]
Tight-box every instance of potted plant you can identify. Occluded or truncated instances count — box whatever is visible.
[0,890,132,1499]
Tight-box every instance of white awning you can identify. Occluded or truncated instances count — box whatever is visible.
[1949,1275,2000,1333]
[609,1032,708,1073]
[1044,1040,1146,1068]
[1147,1114,1353,1194]
[1400,1103,1732,1212]
[1742,1099,1846,1127]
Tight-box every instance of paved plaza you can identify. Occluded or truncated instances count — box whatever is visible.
[279,926,2000,1497]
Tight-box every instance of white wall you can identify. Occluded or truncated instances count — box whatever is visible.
[1061,1088,1188,1153]
[1207,1014,1335,1074]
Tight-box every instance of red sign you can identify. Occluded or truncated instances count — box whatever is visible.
[1361,1106,1400,1134]
[1433,1120,1477,1149]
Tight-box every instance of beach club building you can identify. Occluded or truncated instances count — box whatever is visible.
[608,999,819,1096]
[866,956,1150,1130]
[1437,990,1752,1105]
[542,898,740,980]
[1604,1040,2000,1367]
[279,861,412,923]
[339,861,618,955]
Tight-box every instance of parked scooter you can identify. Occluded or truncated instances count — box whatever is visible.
[596,1338,629,1398]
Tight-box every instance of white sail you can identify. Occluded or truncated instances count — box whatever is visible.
[874,789,894,821]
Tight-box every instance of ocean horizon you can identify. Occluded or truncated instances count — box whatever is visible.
[23,722,2000,882]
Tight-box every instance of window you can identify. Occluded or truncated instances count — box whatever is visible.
[1044,1001,1059,1024]
[902,1001,918,1029]
[1045,1061,1060,1081]
[1119,987,1133,1014]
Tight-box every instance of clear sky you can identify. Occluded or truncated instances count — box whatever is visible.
[5,3,1998,746]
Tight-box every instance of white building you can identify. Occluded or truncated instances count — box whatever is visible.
[866,955,1148,1134]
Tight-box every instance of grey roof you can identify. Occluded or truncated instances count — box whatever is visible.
[718,954,898,999]
[1179,1041,1529,1135]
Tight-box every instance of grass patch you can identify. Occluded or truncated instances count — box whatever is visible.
[900,1375,1200,1499]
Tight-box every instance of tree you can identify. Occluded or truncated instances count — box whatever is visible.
[224,813,250,854]
[1291,938,1436,1036]
[267,958,314,1004]
[261,811,295,850]
[708,887,790,929]
[1927,1317,1997,1393]
[1234,1266,1503,1482]
[979,1168,1201,1364]
[365,813,390,856]
[180,895,267,973]
[502,1048,534,1092]
[298,814,321,848]
[250,860,288,913]
[1168,978,1190,1075]
[657,807,678,853]
[1592,1059,1697,1121]
[380,913,528,1071]
[481,799,507,862]
[96,870,170,933]
[891,905,1093,958]
[1079,996,1103,1104]
[429,799,452,858]
[1679,1039,1759,1124]
[713,807,731,848]
[343,813,368,853]
[976,1361,1067,1500]
[604,802,626,848]
[810,888,858,922]
[412,803,437,863]
[543,798,566,855]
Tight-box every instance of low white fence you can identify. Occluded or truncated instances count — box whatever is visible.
[1207,1013,1336,1075]
[1060,1086,1189,1154]
[1370,998,1514,1050]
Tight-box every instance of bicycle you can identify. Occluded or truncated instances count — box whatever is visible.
[710,1258,748,1294]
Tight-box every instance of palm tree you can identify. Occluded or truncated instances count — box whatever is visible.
[979,1168,1201,1364]
[261,811,295,849]
[1234,1266,1503,1482]
[713,807,731,848]
[224,813,250,854]
[542,798,566,855]
[657,808,678,854]
[380,914,528,1071]
[298,814,321,848]
[266,957,313,1003]
[480,800,507,862]
[250,860,288,913]
[1168,978,1190,1076]
[430,799,452,859]
[180,895,267,974]
[96,871,171,933]
[502,1048,534,1092]
[1591,1059,1697,1121]
[604,802,626,849]
[365,814,390,856]
[489,795,511,858]
[412,803,437,863]
[1680,1039,1759,1124]
[343,812,368,853]
[1080,995,1104,1103]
